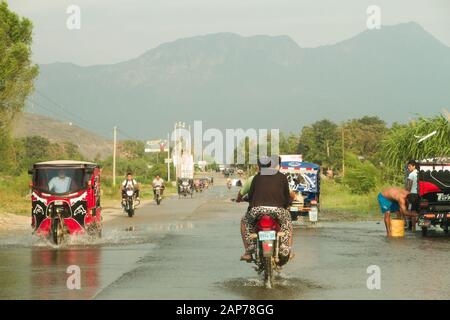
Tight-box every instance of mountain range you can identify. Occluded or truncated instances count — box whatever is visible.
[31,22,450,139]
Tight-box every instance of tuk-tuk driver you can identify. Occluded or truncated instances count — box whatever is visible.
[48,169,72,193]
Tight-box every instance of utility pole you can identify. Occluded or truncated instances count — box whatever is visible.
[326,139,330,160]
[113,126,117,186]
[341,126,345,177]
[167,132,171,182]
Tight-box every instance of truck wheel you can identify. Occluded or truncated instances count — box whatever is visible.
[421,226,428,237]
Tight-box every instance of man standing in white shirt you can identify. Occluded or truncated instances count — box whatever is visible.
[406,160,419,231]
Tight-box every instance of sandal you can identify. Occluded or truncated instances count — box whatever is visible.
[240,253,253,262]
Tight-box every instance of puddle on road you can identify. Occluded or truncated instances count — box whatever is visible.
[0,219,196,249]
[220,276,324,300]
[0,227,162,249]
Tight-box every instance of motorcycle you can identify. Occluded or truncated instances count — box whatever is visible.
[154,186,163,205]
[178,180,192,198]
[194,179,203,193]
[123,187,140,217]
[251,213,288,288]
[234,196,290,288]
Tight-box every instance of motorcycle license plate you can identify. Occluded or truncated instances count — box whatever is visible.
[258,231,276,241]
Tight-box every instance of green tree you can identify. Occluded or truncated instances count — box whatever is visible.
[381,115,450,181]
[298,119,341,169]
[343,116,387,162]
[119,140,146,160]
[343,152,380,194]
[62,141,83,160]
[0,2,38,172]
[279,132,300,154]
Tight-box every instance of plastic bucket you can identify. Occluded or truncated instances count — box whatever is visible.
[390,219,405,237]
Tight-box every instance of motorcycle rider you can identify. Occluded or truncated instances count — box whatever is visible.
[152,175,165,198]
[239,156,293,263]
[226,177,232,189]
[121,172,140,204]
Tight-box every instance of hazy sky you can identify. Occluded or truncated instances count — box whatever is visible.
[7,0,450,66]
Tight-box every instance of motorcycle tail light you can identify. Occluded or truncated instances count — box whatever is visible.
[310,200,317,205]
[258,215,276,228]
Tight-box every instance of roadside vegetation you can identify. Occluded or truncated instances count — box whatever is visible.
[320,179,381,220]
[280,114,449,218]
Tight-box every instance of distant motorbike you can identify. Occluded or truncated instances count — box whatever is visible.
[123,187,140,217]
[179,180,192,198]
[194,180,203,193]
[154,186,163,205]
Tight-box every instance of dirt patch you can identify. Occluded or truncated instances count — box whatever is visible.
[0,213,30,231]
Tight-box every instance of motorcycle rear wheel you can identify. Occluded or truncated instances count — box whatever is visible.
[263,257,273,289]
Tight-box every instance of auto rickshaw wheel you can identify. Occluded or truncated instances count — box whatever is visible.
[52,219,64,245]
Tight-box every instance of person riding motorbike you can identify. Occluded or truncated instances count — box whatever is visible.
[238,156,293,263]
[121,172,140,205]
[152,175,165,197]
[226,177,232,189]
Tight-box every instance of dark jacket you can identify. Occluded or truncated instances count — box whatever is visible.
[248,171,291,209]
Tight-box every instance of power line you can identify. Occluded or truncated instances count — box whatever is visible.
[31,90,144,141]
[34,89,98,129]
[116,128,142,141]
[27,97,112,138]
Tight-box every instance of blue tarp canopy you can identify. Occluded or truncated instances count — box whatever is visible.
[280,161,320,170]
[279,161,320,193]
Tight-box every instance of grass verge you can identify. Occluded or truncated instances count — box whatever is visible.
[320,178,380,221]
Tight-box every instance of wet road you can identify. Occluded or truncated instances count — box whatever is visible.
[0,185,449,299]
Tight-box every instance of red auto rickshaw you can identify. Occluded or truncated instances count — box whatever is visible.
[29,160,102,244]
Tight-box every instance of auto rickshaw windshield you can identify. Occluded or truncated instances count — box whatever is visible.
[33,167,87,194]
